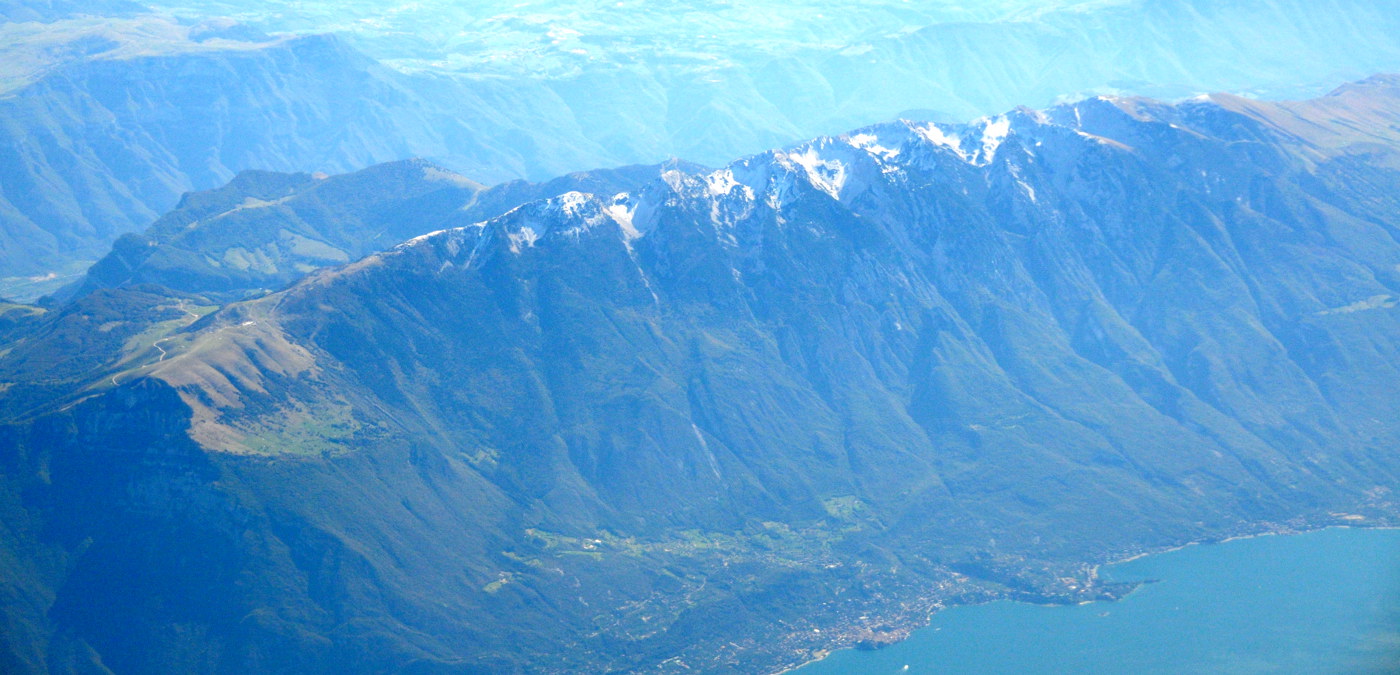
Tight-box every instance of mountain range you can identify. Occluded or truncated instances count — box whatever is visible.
[1,73,1398,673]
[140,0,1400,163]
[5,0,1400,299]
[0,15,648,294]
[72,159,702,302]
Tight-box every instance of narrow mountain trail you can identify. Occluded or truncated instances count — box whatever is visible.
[109,299,201,387]
[152,301,200,362]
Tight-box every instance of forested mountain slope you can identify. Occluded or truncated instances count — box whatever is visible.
[2,76,1400,673]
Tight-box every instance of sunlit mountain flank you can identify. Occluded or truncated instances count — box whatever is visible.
[1,2,1399,674]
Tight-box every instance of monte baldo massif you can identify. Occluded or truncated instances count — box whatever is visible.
[2,72,1400,674]
[6,0,1400,300]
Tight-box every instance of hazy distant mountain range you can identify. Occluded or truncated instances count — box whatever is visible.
[1,72,1398,673]
[3,0,1400,297]
[0,18,645,293]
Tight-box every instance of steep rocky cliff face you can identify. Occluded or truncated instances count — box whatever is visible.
[2,78,1400,673]
[0,380,227,674]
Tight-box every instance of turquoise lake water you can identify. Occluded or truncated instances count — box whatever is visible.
[795,528,1400,674]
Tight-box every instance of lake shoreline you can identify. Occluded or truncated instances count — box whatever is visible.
[776,517,1400,675]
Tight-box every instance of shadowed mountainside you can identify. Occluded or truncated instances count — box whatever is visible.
[2,76,1400,673]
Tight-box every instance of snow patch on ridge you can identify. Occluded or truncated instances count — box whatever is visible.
[402,229,448,247]
[911,116,1013,166]
[705,169,742,196]
[606,193,640,240]
[661,169,691,195]
[550,191,593,219]
[979,116,1011,162]
[785,146,848,199]
[538,191,618,239]
[507,226,540,253]
[914,123,968,161]
[847,132,901,161]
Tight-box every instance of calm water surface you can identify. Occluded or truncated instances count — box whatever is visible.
[796,528,1400,674]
